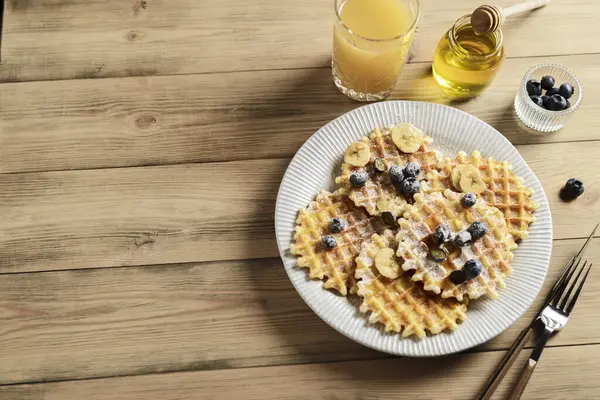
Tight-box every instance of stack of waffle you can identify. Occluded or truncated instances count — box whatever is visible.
[291,123,538,339]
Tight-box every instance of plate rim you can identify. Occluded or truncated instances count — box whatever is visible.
[274,100,552,357]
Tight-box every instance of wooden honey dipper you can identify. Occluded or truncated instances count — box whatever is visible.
[471,0,552,35]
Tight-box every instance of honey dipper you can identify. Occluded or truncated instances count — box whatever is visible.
[471,0,552,35]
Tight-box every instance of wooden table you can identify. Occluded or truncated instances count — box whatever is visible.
[0,0,599,398]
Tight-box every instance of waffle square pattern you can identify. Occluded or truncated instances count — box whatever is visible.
[396,190,517,301]
[290,190,385,296]
[355,230,467,338]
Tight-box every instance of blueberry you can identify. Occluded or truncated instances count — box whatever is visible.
[373,158,387,173]
[321,235,337,250]
[467,221,487,241]
[547,94,568,111]
[349,170,368,187]
[389,165,404,185]
[541,75,555,90]
[330,218,347,233]
[559,83,574,100]
[449,269,466,285]
[566,99,571,109]
[526,79,542,96]
[560,178,585,201]
[429,248,448,263]
[461,193,477,208]
[454,231,472,247]
[432,224,452,244]
[541,95,550,109]
[545,87,560,97]
[403,162,421,179]
[382,211,396,226]
[400,177,421,196]
[463,259,483,280]
[530,96,543,107]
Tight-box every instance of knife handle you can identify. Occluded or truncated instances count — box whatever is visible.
[509,326,553,400]
[478,326,533,400]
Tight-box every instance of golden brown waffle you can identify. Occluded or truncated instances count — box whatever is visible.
[455,151,539,241]
[422,155,456,193]
[355,230,467,338]
[396,190,517,301]
[335,126,442,217]
[290,190,385,296]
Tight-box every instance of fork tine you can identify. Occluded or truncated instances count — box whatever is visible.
[576,223,599,257]
[565,263,592,315]
[558,260,588,311]
[551,257,582,306]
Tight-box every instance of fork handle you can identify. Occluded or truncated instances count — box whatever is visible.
[478,327,533,400]
[509,327,553,400]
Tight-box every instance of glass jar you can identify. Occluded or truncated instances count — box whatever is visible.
[432,15,504,99]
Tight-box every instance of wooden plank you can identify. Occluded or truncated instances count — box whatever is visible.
[1,238,598,384]
[1,53,598,174]
[1,0,599,81]
[2,344,599,399]
[1,141,599,273]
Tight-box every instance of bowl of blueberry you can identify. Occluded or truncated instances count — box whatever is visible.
[514,64,583,132]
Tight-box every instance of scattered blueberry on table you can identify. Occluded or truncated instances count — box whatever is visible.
[560,178,585,201]
[527,76,574,111]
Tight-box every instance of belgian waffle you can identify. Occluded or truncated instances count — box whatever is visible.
[396,190,517,301]
[455,151,539,241]
[355,230,467,338]
[290,190,385,296]
[335,126,442,217]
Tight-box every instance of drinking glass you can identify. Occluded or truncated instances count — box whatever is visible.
[332,0,420,102]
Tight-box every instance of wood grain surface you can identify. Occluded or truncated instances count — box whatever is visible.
[0,53,597,174]
[1,0,599,398]
[1,0,598,81]
[1,142,598,274]
[0,238,597,385]
[2,344,598,399]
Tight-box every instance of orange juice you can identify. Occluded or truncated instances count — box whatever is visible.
[332,0,418,100]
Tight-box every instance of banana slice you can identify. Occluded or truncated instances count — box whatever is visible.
[374,248,402,279]
[451,165,466,190]
[451,165,484,192]
[459,167,486,194]
[344,141,371,167]
[391,124,424,154]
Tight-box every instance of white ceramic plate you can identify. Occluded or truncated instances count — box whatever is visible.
[274,101,552,356]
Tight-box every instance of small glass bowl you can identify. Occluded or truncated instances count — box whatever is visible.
[514,64,583,132]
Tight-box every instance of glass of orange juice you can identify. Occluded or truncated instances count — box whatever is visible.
[332,0,420,101]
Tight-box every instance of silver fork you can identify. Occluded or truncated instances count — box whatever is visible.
[509,256,593,400]
[478,224,597,400]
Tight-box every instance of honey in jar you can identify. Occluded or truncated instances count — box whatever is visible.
[433,15,504,99]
